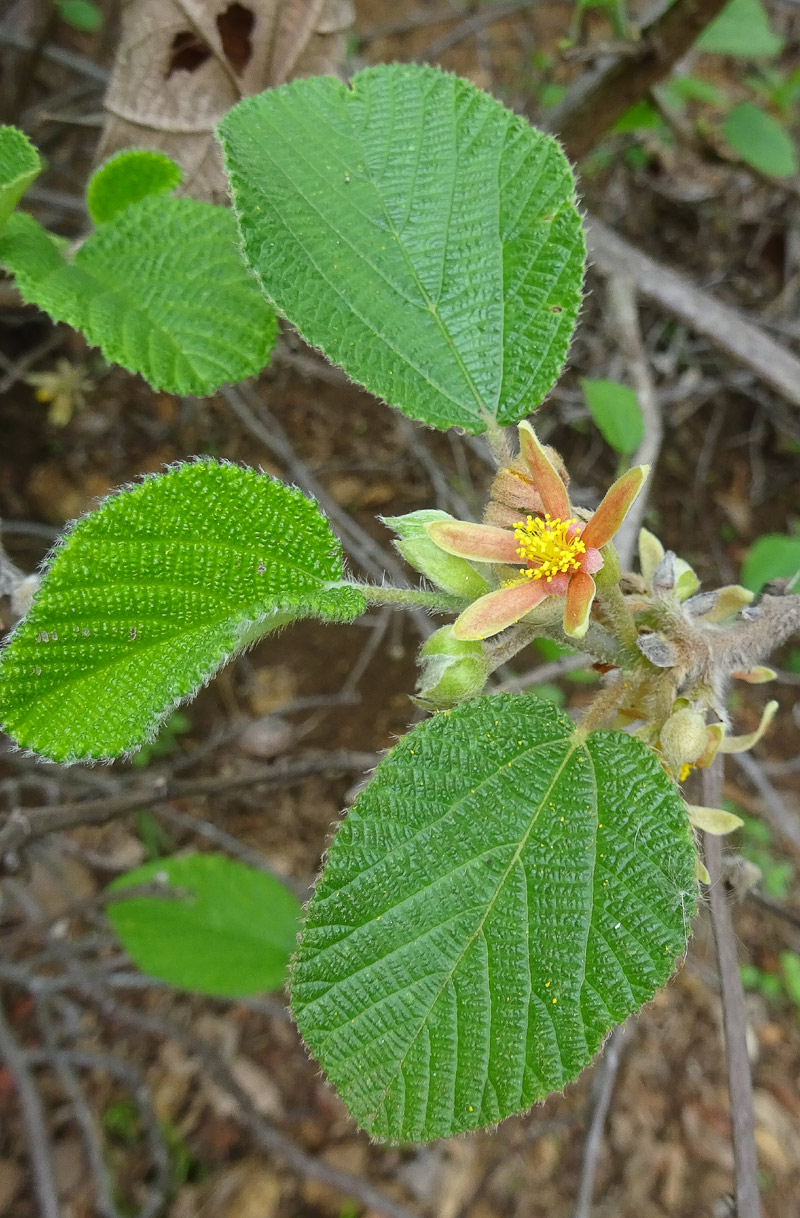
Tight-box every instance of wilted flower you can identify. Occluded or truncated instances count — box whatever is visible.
[426,421,647,641]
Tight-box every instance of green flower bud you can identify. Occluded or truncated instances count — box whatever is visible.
[660,707,709,774]
[414,626,488,709]
[382,510,489,599]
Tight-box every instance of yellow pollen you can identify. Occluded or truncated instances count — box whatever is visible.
[512,514,585,582]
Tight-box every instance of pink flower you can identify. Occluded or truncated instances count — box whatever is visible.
[426,422,648,641]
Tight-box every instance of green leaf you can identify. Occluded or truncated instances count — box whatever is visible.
[292,695,696,1141]
[659,75,727,109]
[0,462,365,761]
[611,99,663,134]
[780,951,800,1008]
[741,532,800,594]
[696,0,784,56]
[55,0,103,32]
[108,854,301,996]
[87,150,182,225]
[0,126,41,232]
[219,63,586,435]
[580,378,644,455]
[723,103,798,178]
[0,199,277,396]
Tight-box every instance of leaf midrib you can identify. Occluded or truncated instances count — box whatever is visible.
[365,733,585,1129]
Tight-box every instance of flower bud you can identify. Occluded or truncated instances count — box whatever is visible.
[660,707,709,774]
[382,511,489,599]
[414,627,488,709]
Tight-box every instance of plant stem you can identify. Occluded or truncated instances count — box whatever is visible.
[359,584,466,613]
[703,759,763,1218]
[594,547,638,653]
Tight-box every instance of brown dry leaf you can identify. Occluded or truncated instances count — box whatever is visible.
[204,1055,283,1119]
[0,1161,23,1218]
[97,0,355,202]
[177,1161,282,1218]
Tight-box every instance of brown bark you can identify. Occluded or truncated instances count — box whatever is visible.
[550,0,732,161]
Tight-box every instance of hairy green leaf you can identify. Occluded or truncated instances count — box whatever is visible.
[219,64,586,434]
[580,378,644,455]
[292,695,696,1141]
[87,149,182,224]
[0,126,41,232]
[696,0,784,56]
[0,462,365,761]
[723,103,798,178]
[109,854,301,996]
[0,199,276,395]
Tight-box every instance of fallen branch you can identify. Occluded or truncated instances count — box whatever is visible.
[0,998,61,1218]
[547,0,731,160]
[572,1021,632,1218]
[587,220,800,411]
[0,749,378,861]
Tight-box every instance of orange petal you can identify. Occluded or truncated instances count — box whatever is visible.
[518,421,571,520]
[581,465,649,550]
[452,581,550,641]
[563,571,596,639]
[425,520,520,564]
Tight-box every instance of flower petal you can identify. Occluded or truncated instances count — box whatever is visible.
[718,700,778,754]
[581,464,649,550]
[425,520,520,564]
[518,421,571,520]
[452,580,550,641]
[563,570,596,639]
[579,546,604,576]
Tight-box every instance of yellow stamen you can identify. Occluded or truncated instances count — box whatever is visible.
[512,514,585,582]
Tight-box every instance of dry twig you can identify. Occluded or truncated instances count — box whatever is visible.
[0,997,61,1218]
[0,750,378,861]
[547,0,731,161]
[703,759,762,1218]
[731,751,800,856]
[604,275,663,569]
[572,1020,632,1218]
[587,221,800,412]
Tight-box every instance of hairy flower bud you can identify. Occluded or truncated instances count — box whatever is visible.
[414,627,488,708]
[383,511,489,599]
[660,707,709,775]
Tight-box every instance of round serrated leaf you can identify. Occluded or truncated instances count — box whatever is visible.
[0,461,365,761]
[292,695,696,1141]
[87,149,182,224]
[0,196,276,395]
[108,854,301,996]
[0,126,41,231]
[219,63,586,434]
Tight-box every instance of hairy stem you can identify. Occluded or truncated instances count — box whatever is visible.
[594,548,638,653]
[359,584,467,612]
